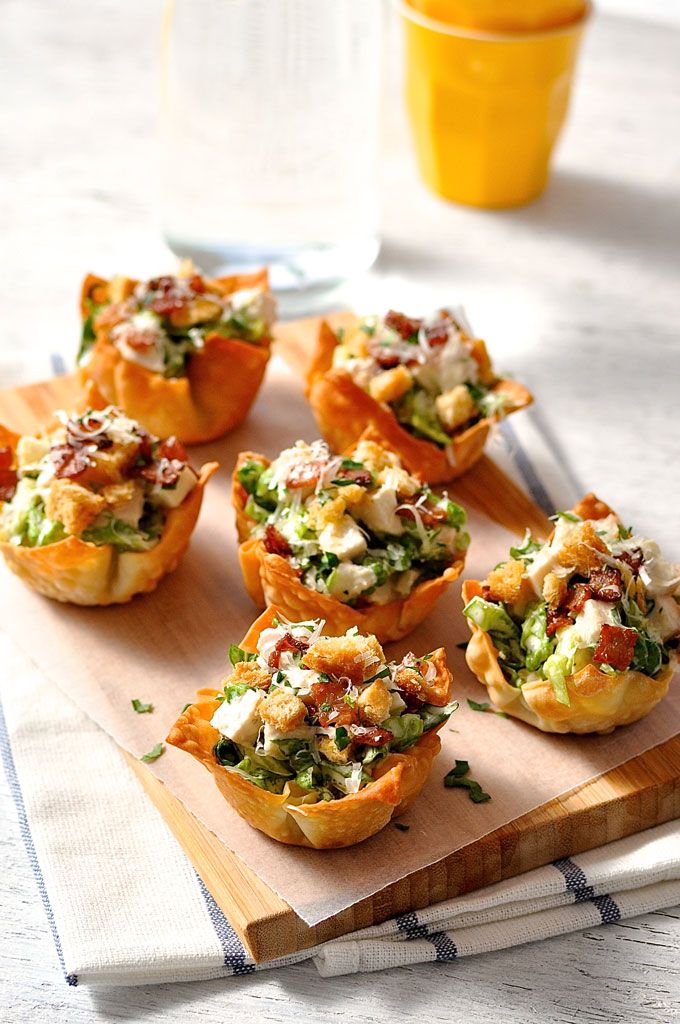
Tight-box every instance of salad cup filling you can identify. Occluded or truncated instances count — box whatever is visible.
[79,264,275,377]
[0,406,199,552]
[236,438,469,608]
[463,495,680,706]
[332,309,511,448]
[206,615,456,801]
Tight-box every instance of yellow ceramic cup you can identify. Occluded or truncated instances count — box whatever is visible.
[408,0,587,33]
[399,1,591,208]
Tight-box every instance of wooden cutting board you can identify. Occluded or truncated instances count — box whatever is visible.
[1,318,679,965]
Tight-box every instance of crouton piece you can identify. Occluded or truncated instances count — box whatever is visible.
[435,385,476,432]
[338,325,370,359]
[357,679,391,725]
[318,735,353,765]
[368,365,413,405]
[304,633,385,686]
[556,522,608,575]
[392,665,425,701]
[79,441,140,486]
[378,464,420,497]
[307,496,347,531]
[543,571,567,609]
[351,440,399,474]
[171,296,223,328]
[485,559,527,604]
[260,690,308,733]
[337,484,366,507]
[467,337,496,386]
[229,661,272,690]
[572,493,615,522]
[45,479,106,536]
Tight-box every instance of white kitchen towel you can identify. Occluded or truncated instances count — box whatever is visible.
[2,636,679,987]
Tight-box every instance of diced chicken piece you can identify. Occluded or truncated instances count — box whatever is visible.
[327,563,376,602]
[368,365,413,404]
[16,435,50,469]
[647,595,680,643]
[435,384,476,432]
[153,465,197,509]
[318,515,367,560]
[260,690,308,733]
[102,480,144,527]
[318,735,353,764]
[357,679,391,725]
[356,485,404,536]
[210,688,264,746]
[304,633,385,686]
[45,479,105,536]
[638,539,680,597]
[573,600,620,645]
[263,722,314,757]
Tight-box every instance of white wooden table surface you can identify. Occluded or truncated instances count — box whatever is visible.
[1,2,679,1021]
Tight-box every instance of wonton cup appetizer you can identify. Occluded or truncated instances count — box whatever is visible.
[232,436,469,644]
[462,494,679,734]
[78,265,275,443]
[167,605,456,848]
[306,309,532,483]
[0,407,217,605]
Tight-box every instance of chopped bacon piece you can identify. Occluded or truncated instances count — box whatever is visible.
[547,607,572,637]
[263,525,292,557]
[140,457,184,487]
[145,276,191,317]
[309,680,358,727]
[593,624,637,671]
[286,463,320,489]
[618,548,644,574]
[397,501,448,528]
[564,582,592,615]
[384,310,422,340]
[0,466,17,501]
[50,444,90,479]
[188,274,206,293]
[423,319,450,347]
[158,436,188,463]
[588,565,623,602]
[349,724,393,747]
[333,466,372,487]
[373,351,401,370]
[0,447,13,470]
[269,632,309,670]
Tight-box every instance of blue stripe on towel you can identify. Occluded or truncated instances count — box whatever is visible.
[395,911,429,940]
[50,353,67,377]
[195,876,255,975]
[499,419,556,516]
[428,931,458,961]
[0,702,78,986]
[553,857,621,924]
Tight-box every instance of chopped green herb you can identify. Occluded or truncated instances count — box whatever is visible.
[444,760,491,803]
[131,699,153,714]
[229,643,258,667]
[141,743,165,763]
[334,726,351,750]
[467,697,509,718]
[550,510,581,523]
[181,703,191,714]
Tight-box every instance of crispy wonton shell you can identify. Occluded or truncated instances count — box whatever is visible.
[305,320,533,483]
[166,605,452,848]
[461,580,675,736]
[0,424,218,605]
[79,270,272,444]
[231,448,466,644]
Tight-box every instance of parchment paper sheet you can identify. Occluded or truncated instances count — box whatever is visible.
[2,358,679,927]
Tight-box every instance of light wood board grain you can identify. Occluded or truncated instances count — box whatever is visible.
[1,326,678,964]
